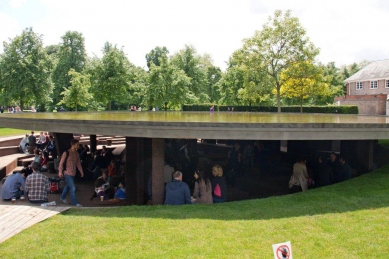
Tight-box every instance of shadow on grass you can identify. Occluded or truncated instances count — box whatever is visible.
[61,165,389,221]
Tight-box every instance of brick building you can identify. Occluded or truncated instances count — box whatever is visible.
[335,59,389,115]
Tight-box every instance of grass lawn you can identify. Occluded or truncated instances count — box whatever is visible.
[0,128,29,137]
[1,165,389,258]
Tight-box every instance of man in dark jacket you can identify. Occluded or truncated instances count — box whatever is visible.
[164,171,192,205]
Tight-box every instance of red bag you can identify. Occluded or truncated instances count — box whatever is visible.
[50,182,59,193]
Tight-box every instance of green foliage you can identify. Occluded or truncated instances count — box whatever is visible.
[240,10,320,112]
[170,45,209,102]
[147,54,191,110]
[52,31,86,107]
[0,28,52,109]
[89,42,133,110]
[58,69,92,111]
[145,46,169,69]
[183,104,358,114]
[280,61,329,112]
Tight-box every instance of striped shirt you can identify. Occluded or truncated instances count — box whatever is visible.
[25,172,50,201]
[58,150,83,176]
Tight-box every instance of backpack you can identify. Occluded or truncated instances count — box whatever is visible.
[61,151,70,173]
[50,182,60,193]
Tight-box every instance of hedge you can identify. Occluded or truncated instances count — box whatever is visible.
[182,104,358,114]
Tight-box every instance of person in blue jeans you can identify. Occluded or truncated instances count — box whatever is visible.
[58,139,84,207]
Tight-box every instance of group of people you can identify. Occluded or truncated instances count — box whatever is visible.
[164,164,228,205]
[289,152,353,193]
[1,162,51,203]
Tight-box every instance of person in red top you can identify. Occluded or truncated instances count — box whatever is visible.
[107,160,118,181]
[58,139,84,207]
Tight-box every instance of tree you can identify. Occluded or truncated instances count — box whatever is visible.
[58,69,92,111]
[316,62,344,104]
[52,31,86,107]
[89,42,132,110]
[147,54,191,110]
[145,46,169,69]
[280,61,329,112]
[170,45,208,102]
[241,10,320,112]
[0,28,52,109]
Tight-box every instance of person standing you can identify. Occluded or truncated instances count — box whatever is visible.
[25,162,50,203]
[58,139,84,207]
[164,171,192,205]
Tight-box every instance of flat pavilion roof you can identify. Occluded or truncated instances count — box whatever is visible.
[1,111,389,140]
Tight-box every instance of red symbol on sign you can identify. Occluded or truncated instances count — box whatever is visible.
[276,245,290,259]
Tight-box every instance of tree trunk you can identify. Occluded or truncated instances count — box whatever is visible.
[300,97,303,113]
[20,99,24,111]
[276,85,281,113]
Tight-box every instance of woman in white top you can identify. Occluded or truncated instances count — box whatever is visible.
[19,134,29,153]
[289,158,309,193]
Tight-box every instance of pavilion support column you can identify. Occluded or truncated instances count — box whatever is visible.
[90,135,97,154]
[340,140,374,175]
[125,137,138,205]
[125,137,151,205]
[152,138,165,205]
[53,133,74,155]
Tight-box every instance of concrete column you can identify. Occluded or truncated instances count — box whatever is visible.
[152,138,165,205]
[125,137,138,205]
[340,140,374,175]
[90,135,97,154]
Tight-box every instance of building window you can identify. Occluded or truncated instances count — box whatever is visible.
[386,80,389,88]
[370,81,378,89]
[356,82,363,90]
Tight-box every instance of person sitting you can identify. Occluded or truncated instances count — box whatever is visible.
[90,172,114,200]
[192,169,213,204]
[164,171,192,205]
[19,133,29,153]
[44,135,57,159]
[211,165,228,203]
[289,158,309,193]
[37,131,47,150]
[25,162,50,204]
[28,131,37,148]
[25,149,41,175]
[1,169,26,200]
[40,151,49,172]
[108,182,126,203]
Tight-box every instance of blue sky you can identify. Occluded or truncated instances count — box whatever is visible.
[1,0,388,70]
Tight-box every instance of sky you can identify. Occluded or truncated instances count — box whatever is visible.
[1,0,389,71]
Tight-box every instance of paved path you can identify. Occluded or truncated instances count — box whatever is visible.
[0,204,70,243]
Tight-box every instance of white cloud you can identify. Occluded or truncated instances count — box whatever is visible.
[9,0,27,8]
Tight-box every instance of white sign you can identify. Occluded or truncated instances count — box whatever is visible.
[272,241,293,259]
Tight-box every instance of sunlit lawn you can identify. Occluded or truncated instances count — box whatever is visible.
[1,165,389,258]
[0,128,29,137]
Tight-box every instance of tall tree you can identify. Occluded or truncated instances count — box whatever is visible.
[58,69,92,111]
[170,45,208,101]
[89,42,132,110]
[145,46,169,69]
[0,28,52,109]
[147,54,191,110]
[52,31,86,106]
[241,10,320,112]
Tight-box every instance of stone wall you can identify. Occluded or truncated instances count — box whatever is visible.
[334,94,388,115]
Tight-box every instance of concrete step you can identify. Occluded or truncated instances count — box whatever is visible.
[0,146,22,157]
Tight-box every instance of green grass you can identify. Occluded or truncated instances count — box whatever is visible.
[1,166,389,258]
[0,128,29,137]
[378,139,389,148]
